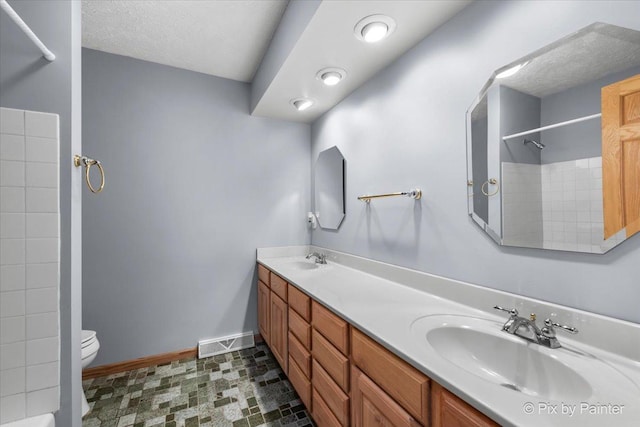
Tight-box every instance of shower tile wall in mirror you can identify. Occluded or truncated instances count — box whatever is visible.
[466,23,640,254]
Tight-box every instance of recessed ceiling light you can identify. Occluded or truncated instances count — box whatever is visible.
[496,61,529,79]
[362,22,388,43]
[354,15,396,43]
[290,98,314,112]
[316,68,347,86]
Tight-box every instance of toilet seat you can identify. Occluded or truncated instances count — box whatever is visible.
[82,330,96,346]
[81,339,100,361]
[81,330,99,361]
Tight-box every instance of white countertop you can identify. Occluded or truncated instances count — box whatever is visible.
[257,246,640,427]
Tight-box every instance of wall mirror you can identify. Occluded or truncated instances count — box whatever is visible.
[315,146,345,229]
[467,23,640,254]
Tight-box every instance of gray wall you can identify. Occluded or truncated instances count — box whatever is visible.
[0,1,83,425]
[499,86,541,165]
[310,0,640,324]
[82,49,310,365]
[541,65,640,163]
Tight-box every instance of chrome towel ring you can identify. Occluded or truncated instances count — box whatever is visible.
[74,155,105,193]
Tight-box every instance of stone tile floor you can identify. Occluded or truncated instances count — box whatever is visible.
[82,343,315,427]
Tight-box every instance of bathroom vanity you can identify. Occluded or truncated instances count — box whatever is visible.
[256,246,640,427]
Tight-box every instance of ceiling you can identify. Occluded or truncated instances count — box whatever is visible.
[470,23,640,121]
[82,0,473,122]
[82,0,288,82]
[498,23,640,98]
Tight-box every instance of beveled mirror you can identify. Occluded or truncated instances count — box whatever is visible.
[315,146,345,229]
[467,23,640,253]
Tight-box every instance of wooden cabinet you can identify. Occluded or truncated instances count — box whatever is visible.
[287,284,313,414]
[351,366,421,427]
[270,293,288,373]
[270,272,288,301]
[289,308,311,349]
[311,301,350,426]
[313,390,343,427]
[351,328,429,426]
[257,264,289,374]
[312,329,349,392]
[289,354,311,410]
[258,264,270,285]
[431,383,499,427]
[313,360,350,426]
[257,263,500,427]
[257,280,270,345]
[289,284,311,321]
[312,301,349,354]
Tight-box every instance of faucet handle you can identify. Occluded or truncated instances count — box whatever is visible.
[544,319,578,334]
[494,305,518,317]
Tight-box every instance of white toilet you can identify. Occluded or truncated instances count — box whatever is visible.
[81,330,100,416]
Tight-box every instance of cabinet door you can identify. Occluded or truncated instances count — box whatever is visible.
[258,280,270,345]
[431,383,499,427]
[352,367,420,427]
[270,292,288,373]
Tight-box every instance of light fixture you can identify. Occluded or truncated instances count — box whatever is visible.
[354,15,396,43]
[362,22,388,43]
[290,98,314,112]
[316,68,347,86]
[496,61,529,79]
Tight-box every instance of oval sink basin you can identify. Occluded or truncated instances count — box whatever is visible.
[411,315,639,402]
[426,322,591,400]
[287,261,319,270]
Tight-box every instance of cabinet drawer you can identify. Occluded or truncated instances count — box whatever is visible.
[313,360,350,427]
[288,284,311,321]
[432,382,499,427]
[351,328,429,426]
[312,301,349,355]
[288,355,311,412]
[258,264,270,286]
[312,388,342,427]
[289,308,311,350]
[351,366,421,427]
[312,329,349,392]
[270,272,288,301]
[289,332,311,378]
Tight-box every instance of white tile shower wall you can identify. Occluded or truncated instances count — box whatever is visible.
[501,158,626,253]
[501,162,543,248]
[0,108,60,423]
[541,157,625,253]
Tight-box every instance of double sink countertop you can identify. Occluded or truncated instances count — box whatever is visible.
[257,246,640,427]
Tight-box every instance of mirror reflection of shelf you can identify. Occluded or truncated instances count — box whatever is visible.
[502,113,602,141]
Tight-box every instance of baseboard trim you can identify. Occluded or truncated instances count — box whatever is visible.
[82,334,264,380]
[82,347,197,380]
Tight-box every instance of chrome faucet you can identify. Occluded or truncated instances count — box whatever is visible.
[494,306,578,349]
[306,252,327,264]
